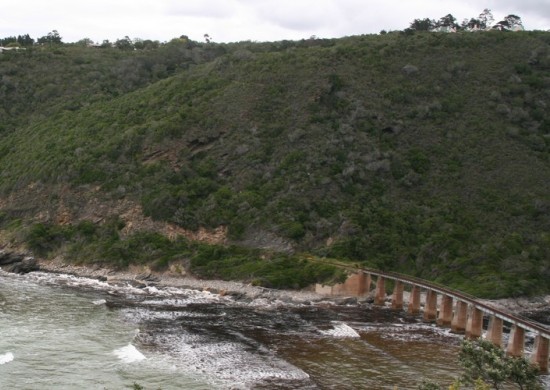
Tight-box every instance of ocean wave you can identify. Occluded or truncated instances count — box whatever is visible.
[320,322,360,338]
[113,344,146,363]
[0,352,14,365]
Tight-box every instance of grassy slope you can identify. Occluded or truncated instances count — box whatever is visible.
[0,32,549,297]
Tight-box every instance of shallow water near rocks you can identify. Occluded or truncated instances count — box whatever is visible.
[0,270,546,389]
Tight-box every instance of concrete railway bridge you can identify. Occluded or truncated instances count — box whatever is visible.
[314,264,550,373]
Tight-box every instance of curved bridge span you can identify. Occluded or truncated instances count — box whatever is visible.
[314,262,550,372]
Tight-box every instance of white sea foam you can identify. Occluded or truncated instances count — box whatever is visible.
[0,352,14,365]
[113,344,146,363]
[92,299,106,305]
[360,322,463,343]
[143,286,165,295]
[140,295,224,307]
[320,322,361,338]
[138,329,310,388]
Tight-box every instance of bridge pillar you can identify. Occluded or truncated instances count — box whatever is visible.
[437,294,453,327]
[531,335,549,373]
[365,273,372,294]
[451,301,468,333]
[391,281,404,310]
[423,289,437,322]
[408,285,421,315]
[355,272,368,296]
[486,316,503,346]
[374,276,385,305]
[465,307,483,339]
[506,325,525,357]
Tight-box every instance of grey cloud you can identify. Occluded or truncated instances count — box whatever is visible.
[485,0,550,16]
[253,1,344,32]
[165,0,236,19]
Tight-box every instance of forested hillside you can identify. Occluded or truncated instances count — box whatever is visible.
[1,31,549,297]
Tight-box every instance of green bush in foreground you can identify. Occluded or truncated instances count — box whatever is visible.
[459,339,542,390]
[419,339,543,390]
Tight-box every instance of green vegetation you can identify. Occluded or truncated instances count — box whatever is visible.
[458,339,542,389]
[419,339,543,389]
[0,30,549,297]
[24,220,344,289]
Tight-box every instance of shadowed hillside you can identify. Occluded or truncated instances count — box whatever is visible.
[1,31,549,297]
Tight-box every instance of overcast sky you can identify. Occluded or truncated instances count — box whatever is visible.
[1,0,549,44]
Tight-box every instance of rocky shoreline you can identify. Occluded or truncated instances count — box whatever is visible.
[1,250,548,324]
[0,250,38,274]
[34,257,332,305]
[33,259,550,325]
[479,296,550,326]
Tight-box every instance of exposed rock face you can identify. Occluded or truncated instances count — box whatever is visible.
[402,64,419,75]
[0,250,38,274]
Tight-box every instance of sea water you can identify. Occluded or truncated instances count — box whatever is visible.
[1,269,535,389]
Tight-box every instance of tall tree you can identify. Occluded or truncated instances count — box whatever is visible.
[462,18,481,31]
[115,36,134,50]
[478,9,494,30]
[493,15,524,31]
[16,34,34,46]
[37,30,62,45]
[48,30,62,43]
[436,14,459,31]
[504,14,524,31]
[409,18,435,32]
